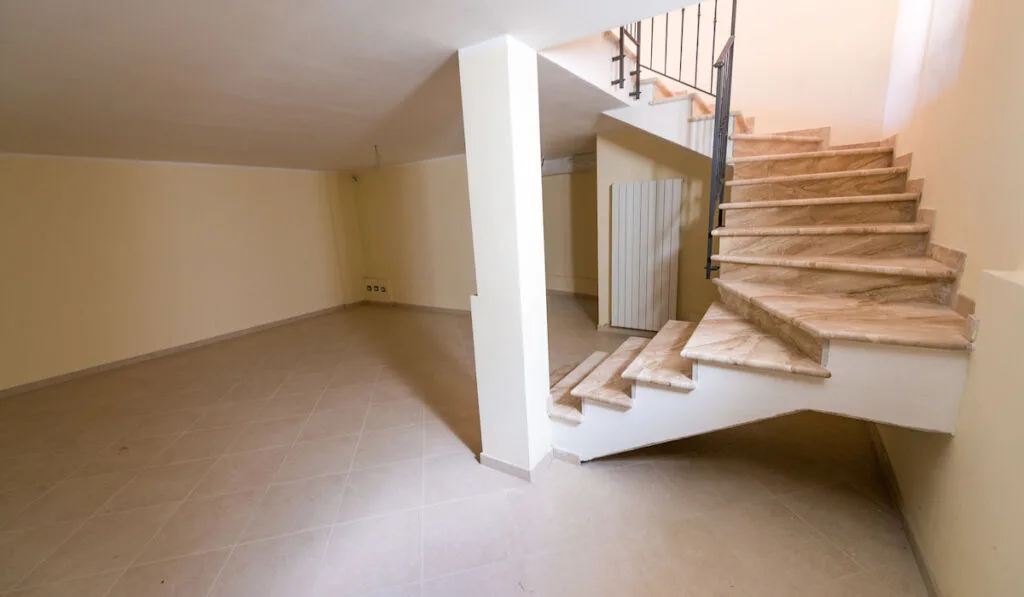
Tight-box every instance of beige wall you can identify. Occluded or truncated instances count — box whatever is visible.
[542,171,598,296]
[0,154,360,392]
[350,156,476,311]
[878,0,1024,594]
[596,126,719,326]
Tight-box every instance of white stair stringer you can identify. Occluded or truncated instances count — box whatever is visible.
[551,339,968,462]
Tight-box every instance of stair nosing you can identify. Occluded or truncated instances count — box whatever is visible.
[731,134,823,143]
[711,223,931,237]
[726,166,909,187]
[621,321,698,390]
[711,254,957,279]
[728,146,894,164]
[718,193,920,210]
[714,280,972,350]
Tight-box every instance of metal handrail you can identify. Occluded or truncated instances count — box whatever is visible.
[704,33,735,278]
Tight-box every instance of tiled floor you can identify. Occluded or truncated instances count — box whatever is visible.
[0,295,928,596]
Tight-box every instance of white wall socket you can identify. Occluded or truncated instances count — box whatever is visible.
[363,277,393,303]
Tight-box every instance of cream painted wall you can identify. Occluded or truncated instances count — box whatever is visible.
[596,126,719,326]
[877,0,1024,594]
[542,171,598,295]
[0,154,360,392]
[350,156,476,312]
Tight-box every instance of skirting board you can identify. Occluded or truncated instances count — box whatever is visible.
[0,300,368,400]
[479,451,552,482]
[868,425,943,597]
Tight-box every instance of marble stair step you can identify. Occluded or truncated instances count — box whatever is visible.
[570,337,649,409]
[680,303,831,378]
[720,193,920,227]
[713,222,931,237]
[714,279,972,350]
[621,321,698,390]
[732,134,825,157]
[726,167,909,202]
[714,254,955,304]
[729,146,894,179]
[714,222,931,258]
[548,351,608,424]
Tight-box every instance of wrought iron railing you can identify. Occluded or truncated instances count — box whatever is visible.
[705,35,734,278]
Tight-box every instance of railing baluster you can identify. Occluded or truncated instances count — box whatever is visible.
[694,4,701,89]
[679,9,685,82]
[664,13,669,74]
[711,0,719,90]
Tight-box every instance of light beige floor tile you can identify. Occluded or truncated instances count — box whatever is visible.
[316,384,375,412]
[20,503,177,586]
[300,403,369,442]
[254,392,320,421]
[0,521,82,591]
[421,559,527,597]
[422,492,518,579]
[423,452,525,504]
[137,489,261,564]
[152,426,245,466]
[100,459,216,513]
[106,549,231,597]
[352,425,423,470]
[0,486,53,530]
[315,510,421,597]
[0,452,97,494]
[209,528,330,597]
[7,570,122,597]
[336,460,423,523]
[72,435,179,477]
[225,416,306,454]
[372,380,418,403]
[120,410,204,441]
[276,374,330,396]
[222,381,278,403]
[363,398,424,431]
[241,474,347,542]
[11,471,135,529]
[190,447,288,498]
[192,400,272,431]
[422,417,479,458]
[274,435,359,483]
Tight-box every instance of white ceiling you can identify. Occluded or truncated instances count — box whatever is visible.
[0,0,683,170]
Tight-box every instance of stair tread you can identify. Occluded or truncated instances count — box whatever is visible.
[719,193,919,210]
[731,133,823,143]
[714,280,972,350]
[570,337,649,409]
[711,254,957,279]
[621,321,698,390]
[728,146,893,164]
[549,351,608,424]
[681,303,831,378]
[726,166,908,187]
[712,222,930,237]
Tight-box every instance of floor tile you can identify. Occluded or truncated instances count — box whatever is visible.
[208,528,331,597]
[423,452,525,504]
[422,492,518,579]
[0,522,81,591]
[336,460,423,523]
[137,489,261,564]
[73,435,179,477]
[352,425,423,469]
[20,503,177,586]
[315,510,421,597]
[225,416,306,454]
[254,392,320,421]
[11,471,135,529]
[7,570,122,597]
[300,403,369,442]
[274,435,359,483]
[100,459,215,513]
[190,447,288,498]
[241,474,347,541]
[152,426,245,465]
[106,549,231,597]
[316,384,375,412]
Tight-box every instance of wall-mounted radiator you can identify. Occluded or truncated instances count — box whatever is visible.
[611,179,683,331]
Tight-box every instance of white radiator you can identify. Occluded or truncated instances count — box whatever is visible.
[611,179,683,331]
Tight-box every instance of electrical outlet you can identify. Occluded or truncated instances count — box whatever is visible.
[362,277,393,303]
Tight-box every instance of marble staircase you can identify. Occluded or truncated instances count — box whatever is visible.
[547,122,975,462]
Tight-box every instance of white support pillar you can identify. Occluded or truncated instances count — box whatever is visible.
[458,36,551,479]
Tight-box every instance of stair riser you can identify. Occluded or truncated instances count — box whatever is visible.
[730,171,908,202]
[723,201,917,227]
[717,284,824,363]
[718,263,953,303]
[732,152,892,179]
[733,138,823,157]
[718,233,930,257]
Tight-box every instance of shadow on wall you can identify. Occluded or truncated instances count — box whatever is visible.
[595,119,719,325]
[542,170,599,300]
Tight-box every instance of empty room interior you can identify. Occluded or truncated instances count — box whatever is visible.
[0,0,1021,595]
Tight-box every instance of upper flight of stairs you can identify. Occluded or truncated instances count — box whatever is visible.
[549,121,975,462]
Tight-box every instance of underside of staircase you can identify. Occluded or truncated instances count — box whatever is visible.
[550,123,974,462]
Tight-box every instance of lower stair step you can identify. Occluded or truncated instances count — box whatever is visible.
[621,321,697,390]
[715,279,972,350]
[712,254,957,278]
[570,337,649,409]
[681,303,831,378]
[548,351,608,424]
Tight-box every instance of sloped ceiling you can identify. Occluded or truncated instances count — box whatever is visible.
[0,0,687,170]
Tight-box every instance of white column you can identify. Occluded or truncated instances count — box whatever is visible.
[459,35,551,478]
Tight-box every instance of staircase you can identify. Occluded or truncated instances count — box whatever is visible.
[549,123,974,462]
